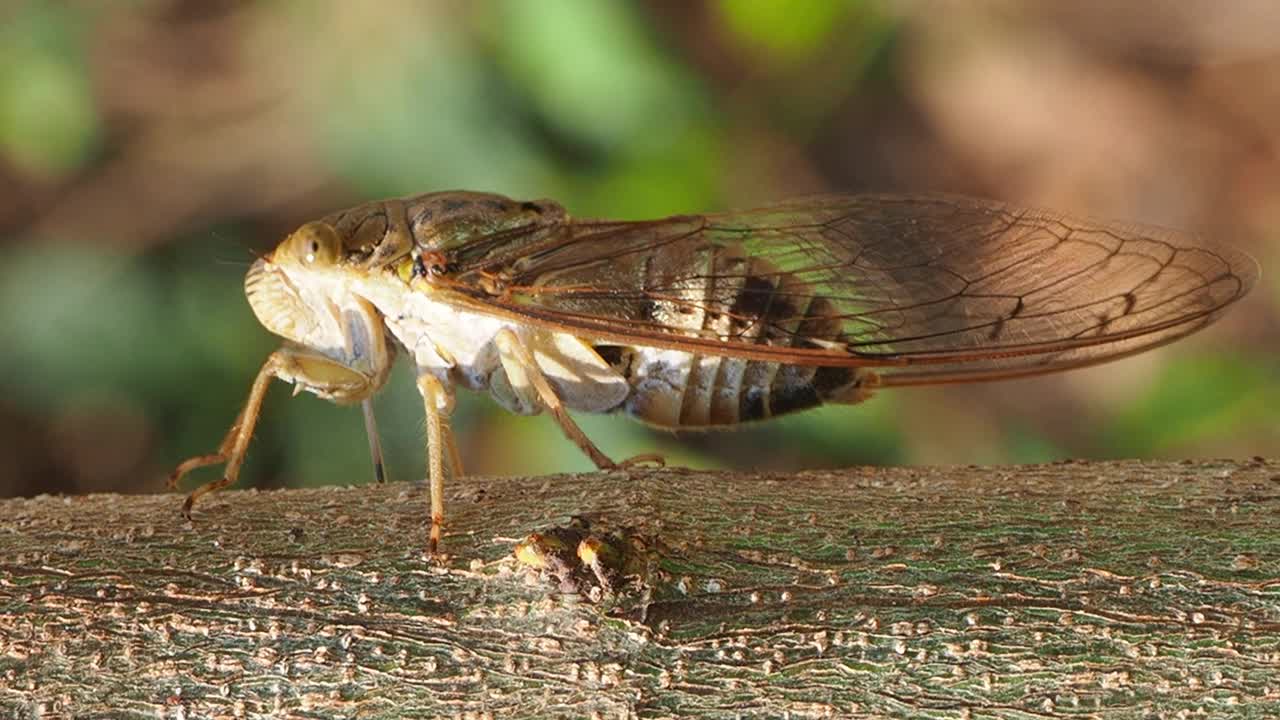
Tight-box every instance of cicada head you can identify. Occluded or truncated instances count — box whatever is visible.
[244,222,349,350]
[276,221,343,267]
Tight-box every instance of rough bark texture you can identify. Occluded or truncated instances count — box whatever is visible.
[2,459,1279,718]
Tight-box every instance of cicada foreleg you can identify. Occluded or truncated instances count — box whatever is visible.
[168,346,384,518]
[492,329,664,472]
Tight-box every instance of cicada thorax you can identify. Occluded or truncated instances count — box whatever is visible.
[320,191,566,270]
[595,242,879,429]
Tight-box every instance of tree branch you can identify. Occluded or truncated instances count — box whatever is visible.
[3,459,1278,717]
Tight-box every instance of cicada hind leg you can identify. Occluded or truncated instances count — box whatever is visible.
[490,329,663,469]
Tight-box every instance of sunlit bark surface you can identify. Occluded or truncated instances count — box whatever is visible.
[2,459,1278,717]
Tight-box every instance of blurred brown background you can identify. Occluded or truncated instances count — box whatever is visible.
[2,1,1277,501]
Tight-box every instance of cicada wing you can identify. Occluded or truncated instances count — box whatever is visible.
[441,194,1257,380]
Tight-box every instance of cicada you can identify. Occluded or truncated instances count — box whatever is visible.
[168,192,1258,552]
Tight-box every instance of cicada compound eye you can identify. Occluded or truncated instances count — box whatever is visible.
[281,221,342,267]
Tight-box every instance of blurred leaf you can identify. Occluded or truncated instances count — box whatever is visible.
[1102,355,1275,456]
[270,2,549,198]
[772,397,904,466]
[571,124,723,218]
[281,392,378,489]
[709,1,901,140]
[171,237,276,378]
[0,3,99,178]
[1003,426,1065,464]
[490,0,704,151]
[716,0,848,61]
[0,246,170,408]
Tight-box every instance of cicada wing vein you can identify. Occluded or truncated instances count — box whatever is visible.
[424,194,1256,382]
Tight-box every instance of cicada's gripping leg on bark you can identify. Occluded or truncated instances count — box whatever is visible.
[167,347,382,519]
[416,374,464,556]
[492,329,664,472]
[415,329,661,556]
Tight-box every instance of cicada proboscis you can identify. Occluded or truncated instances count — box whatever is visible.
[168,192,1259,553]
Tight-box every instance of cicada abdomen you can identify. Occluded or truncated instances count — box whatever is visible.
[592,242,879,429]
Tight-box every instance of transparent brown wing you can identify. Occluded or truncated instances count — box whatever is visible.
[439,194,1258,384]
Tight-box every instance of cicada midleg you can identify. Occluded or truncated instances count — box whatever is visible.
[169,191,1258,553]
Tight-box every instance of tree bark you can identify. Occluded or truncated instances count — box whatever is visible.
[2,459,1278,718]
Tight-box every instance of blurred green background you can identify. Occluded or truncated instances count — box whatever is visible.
[2,1,1277,501]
